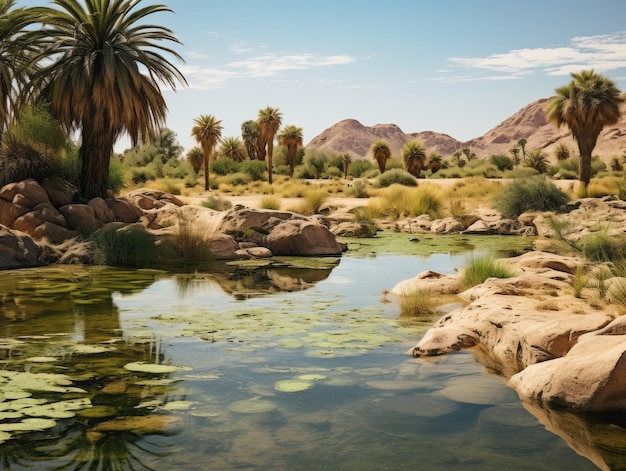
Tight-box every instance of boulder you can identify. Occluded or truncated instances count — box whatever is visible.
[0,226,39,269]
[106,198,143,223]
[59,204,99,233]
[0,179,51,208]
[209,234,240,260]
[33,221,77,244]
[430,217,464,234]
[41,177,79,207]
[509,316,626,411]
[390,270,461,296]
[12,203,66,238]
[88,197,115,223]
[0,199,29,227]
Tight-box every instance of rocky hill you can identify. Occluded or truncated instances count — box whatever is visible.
[306,98,626,162]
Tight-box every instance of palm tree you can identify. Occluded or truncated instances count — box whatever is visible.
[370,140,391,173]
[546,70,623,188]
[461,147,476,162]
[402,141,427,178]
[342,153,352,179]
[526,149,549,174]
[553,142,570,161]
[31,0,186,198]
[257,106,282,184]
[0,0,41,145]
[191,114,222,190]
[517,138,528,161]
[277,125,303,177]
[186,146,203,174]
[241,119,259,160]
[427,153,443,174]
[509,147,521,167]
[219,136,246,162]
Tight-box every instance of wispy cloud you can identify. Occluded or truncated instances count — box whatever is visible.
[446,31,626,82]
[184,52,356,89]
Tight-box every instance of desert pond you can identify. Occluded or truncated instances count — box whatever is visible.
[0,233,623,470]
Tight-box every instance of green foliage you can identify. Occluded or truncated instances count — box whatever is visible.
[211,156,240,176]
[409,188,442,218]
[489,154,514,171]
[108,157,127,194]
[7,105,67,156]
[92,227,158,268]
[201,194,233,211]
[580,229,626,262]
[494,176,569,218]
[240,160,266,181]
[462,255,516,288]
[347,179,369,198]
[375,168,418,188]
[348,159,374,178]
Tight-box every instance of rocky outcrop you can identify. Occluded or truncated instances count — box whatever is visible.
[404,251,625,411]
[0,226,39,269]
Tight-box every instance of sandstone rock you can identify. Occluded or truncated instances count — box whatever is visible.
[0,179,50,208]
[0,199,29,226]
[390,270,461,296]
[88,197,116,223]
[60,204,99,233]
[509,316,626,412]
[430,217,464,234]
[33,221,77,244]
[0,226,39,269]
[106,198,142,223]
[462,219,492,234]
[235,246,273,259]
[209,234,240,260]
[265,219,343,256]
[12,203,66,238]
[41,177,79,207]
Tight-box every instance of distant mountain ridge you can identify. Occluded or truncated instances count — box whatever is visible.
[306,98,626,161]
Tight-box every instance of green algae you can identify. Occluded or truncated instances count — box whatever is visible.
[228,398,278,414]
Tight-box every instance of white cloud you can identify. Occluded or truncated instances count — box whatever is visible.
[184,52,356,88]
[447,31,626,80]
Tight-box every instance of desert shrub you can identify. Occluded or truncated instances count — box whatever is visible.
[462,255,516,288]
[572,265,588,298]
[347,179,369,198]
[447,176,502,199]
[409,187,442,218]
[211,157,239,176]
[386,157,403,170]
[348,159,374,178]
[92,227,157,267]
[260,195,281,210]
[494,176,569,218]
[165,213,218,262]
[240,160,266,181]
[490,154,514,172]
[457,159,498,178]
[0,139,52,186]
[375,168,418,188]
[580,229,626,262]
[294,163,319,179]
[303,150,327,176]
[218,172,250,186]
[362,168,380,179]
[591,156,607,175]
[289,188,328,215]
[398,288,437,317]
[273,164,291,176]
[502,167,539,179]
[201,194,233,211]
[586,176,626,198]
[108,158,128,194]
[323,166,342,178]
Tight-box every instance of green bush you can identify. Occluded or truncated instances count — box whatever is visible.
[375,168,418,188]
[108,158,127,194]
[347,179,369,198]
[323,166,342,178]
[580,229,626,262]
[240,160,266,181]
[490,154,514,171]
[462,255,516,288]
[211,157,239,176]
[294,163,320,179]
[348,159,374,178]
[92,227,158,267]
[494,176,569,218]
[410,189,442,218]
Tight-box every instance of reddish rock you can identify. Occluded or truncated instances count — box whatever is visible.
[41,177,79,207]
[59,204,99,233]
[88,197,115,223]
[0,199,29,226]
[106,198,142,223]
[0,226,38,269]
[0,179,50,208]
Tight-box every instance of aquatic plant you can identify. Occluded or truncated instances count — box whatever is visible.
[397,288,437,317]
[461,255,516,288]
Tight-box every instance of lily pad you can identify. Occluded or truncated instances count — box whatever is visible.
[274,380,315,393]
[228,398,278,414]
[123,362,192,374]
[0,418,57,432]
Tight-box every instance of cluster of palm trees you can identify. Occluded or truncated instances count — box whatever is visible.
[370,139,442,178]
[0,0,187,198]
[191,106,304,190]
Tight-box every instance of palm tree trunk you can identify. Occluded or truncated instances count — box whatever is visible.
[577,135,598,189]
[80,128,113,199]
[204,151,211,191]
[267,140,273,185]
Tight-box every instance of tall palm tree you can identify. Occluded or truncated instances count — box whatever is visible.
[186,146,203,174]
[219,136,246,162]
[191,114,222,190]
[257,106,282,184]
[277,125,303,177]
[370,140,391,173]
[0,0,40,145]
[402,141,427,178]
[342,153,351,179]
[546,70,623,188]
[241,119,259,160]
[30,0,186,198]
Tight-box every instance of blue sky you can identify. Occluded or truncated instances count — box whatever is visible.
[22,0,626,152]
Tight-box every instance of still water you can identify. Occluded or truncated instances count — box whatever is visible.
[0,234,621,470]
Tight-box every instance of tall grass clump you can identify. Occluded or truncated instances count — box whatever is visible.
[168,213,218,262]
[580,228,626,262]
[494,176,569,218]
[92,227,157,268]
[398,288,437,317]
[289,188,328,215]
[375,168,417,188]
[201,194,233,211]
[572,265,589,298]
[461,254,516,288]
[346,179,369,198]
[408,187,443,218]
[260,195,282,210]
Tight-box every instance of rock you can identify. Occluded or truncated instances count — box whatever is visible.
[88,197,116,223]
[41,177,79,207]
[209,234,241,260]
[0,226,39,269]
[33,221,77,244]
[0,199,29,226]
[509,316,626,411]
[106,198,142,223]
[390,270,461,296]
[59,204,99,233]
[235,246,273,259]
[0,178,50,208]
[430,217,464,234]
[461,219,492,234]
[12,203,66,238]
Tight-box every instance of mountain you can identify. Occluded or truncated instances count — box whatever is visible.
[305,98,626,162]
